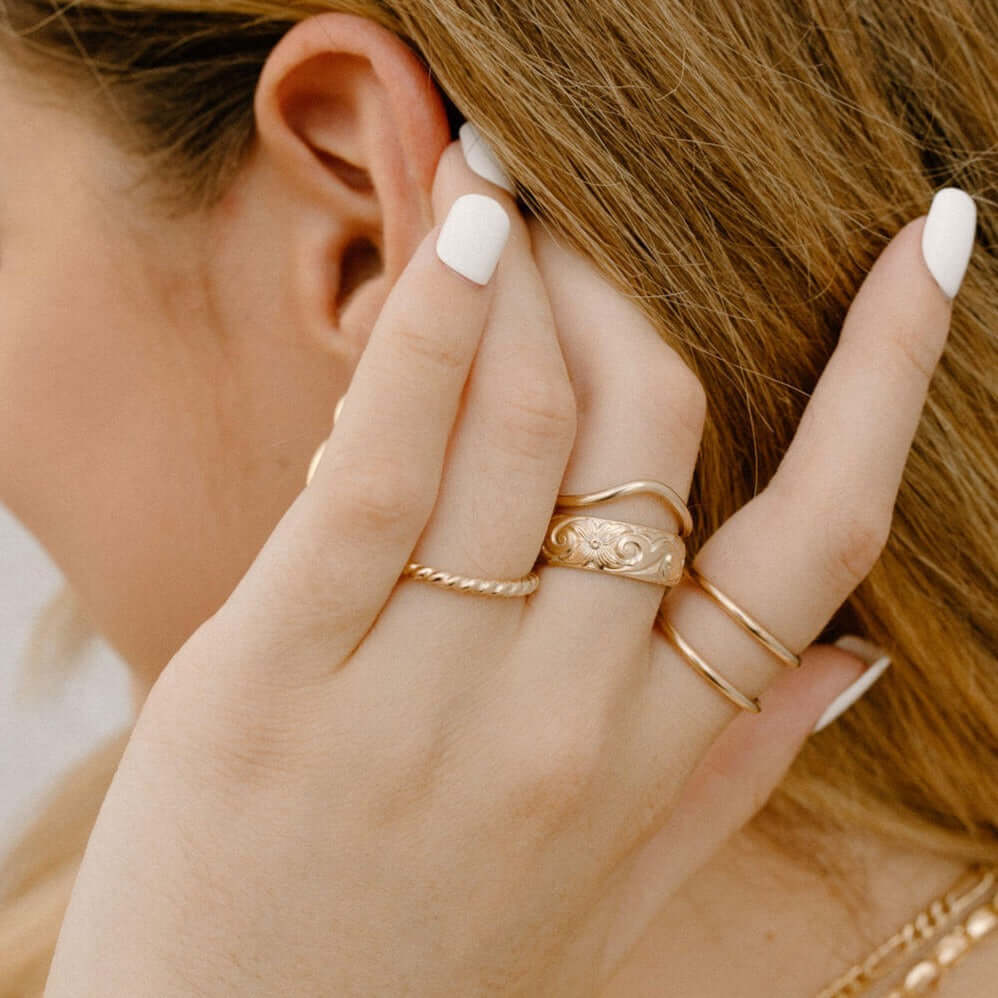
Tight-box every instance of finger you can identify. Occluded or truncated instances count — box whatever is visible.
[523,223,705,644]
[598,641,874,983]
[399,135,576,604]
[220,174,513,671]
[642,189,976,759]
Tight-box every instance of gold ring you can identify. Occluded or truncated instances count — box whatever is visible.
[402,562,539,598]
[684,564,801,668]
[538,513,685,587]
[656,614,762,713]
[556,480,693,538]
[305,394,349,488]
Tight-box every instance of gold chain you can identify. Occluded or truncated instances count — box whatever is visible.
[814,864,998,998]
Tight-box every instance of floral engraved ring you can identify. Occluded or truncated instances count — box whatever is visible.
[537,513,686,588]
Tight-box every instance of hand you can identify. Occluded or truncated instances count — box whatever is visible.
[44,136,968,997]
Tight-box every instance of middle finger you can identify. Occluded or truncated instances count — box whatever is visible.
[524,222,706,644]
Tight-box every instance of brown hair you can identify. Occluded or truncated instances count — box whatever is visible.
[1,0,995,991]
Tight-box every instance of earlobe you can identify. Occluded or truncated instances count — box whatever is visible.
[252,12,452,353]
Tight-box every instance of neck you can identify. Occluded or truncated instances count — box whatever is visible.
[601,818,974,998]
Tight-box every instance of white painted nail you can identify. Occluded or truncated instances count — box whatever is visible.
[921,187,977,301]
[811,636,892,734]
[436,193,511,286]
[459,121,515,195]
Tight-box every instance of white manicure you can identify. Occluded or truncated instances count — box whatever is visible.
[459,121,516,194]
[811,639,892,734]
[921,187,977,301]
[436,193,511,286]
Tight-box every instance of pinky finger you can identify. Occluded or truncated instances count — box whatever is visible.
[596,641,873,984]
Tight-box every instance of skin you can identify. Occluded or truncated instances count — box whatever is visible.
[2,13,994,997]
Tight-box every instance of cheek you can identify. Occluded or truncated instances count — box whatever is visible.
[0,239,225,672]
[0,242,149,521]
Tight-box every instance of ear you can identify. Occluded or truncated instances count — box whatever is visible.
[253,13,453,360]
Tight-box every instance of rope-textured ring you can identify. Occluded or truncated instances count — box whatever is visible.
[401,561,540,598]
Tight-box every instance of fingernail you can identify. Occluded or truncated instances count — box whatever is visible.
[921,187,977,301]
[436,193,511,286]
[811,636,892,734]
[459,121,516,195]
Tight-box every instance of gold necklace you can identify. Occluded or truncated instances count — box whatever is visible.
[814,863,998,998]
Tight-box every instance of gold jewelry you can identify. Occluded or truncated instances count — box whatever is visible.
[305,394,349,488]
[684,563,802,669]
[307,440,327,488]
[815,864,998,998]
[556,479,694,538]
[401,561,540,598]
[655,616,762,712]
[537,513,686,587]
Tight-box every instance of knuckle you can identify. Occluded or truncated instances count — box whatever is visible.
[823,499,893,589]
[667,363,709,438]
[333,453,431,533]
[143,661,313,793]
[884,318,943,386]
[394,318,468,375]
[612,349,707,454]
[501,717,601,827]
[494,373,578,459]
[639,358,707,449]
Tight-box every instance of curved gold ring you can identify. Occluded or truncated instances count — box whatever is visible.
[538,513,686,587]
[684,564,801,669]
[656,614,763,713]
[556,480,693,538]
[402,562,540,598]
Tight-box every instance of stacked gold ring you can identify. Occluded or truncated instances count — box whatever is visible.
[555,479,694,538]
[654,564,803,712]
[684,563,801,669]
[308,394,800,714]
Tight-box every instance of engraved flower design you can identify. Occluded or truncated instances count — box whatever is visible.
[573,518,629,569]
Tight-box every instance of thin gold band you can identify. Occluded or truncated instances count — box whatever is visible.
[684,564,801,669]
[401,562,539,598]
[656,614,762,713]
[556,480,693,538]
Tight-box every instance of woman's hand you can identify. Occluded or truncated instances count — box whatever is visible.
[44,136,970,997]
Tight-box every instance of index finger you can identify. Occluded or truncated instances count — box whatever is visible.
[221,162,514,668]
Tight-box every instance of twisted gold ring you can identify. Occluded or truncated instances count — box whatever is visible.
[401,562,540,598]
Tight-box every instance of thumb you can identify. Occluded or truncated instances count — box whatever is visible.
[599,637,891,980]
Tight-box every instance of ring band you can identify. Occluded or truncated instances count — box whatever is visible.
[556,480,694,538]
[656,615,762,713]
[305,394,349,488]
[538,513,686,587]
[684,564,801,669]
[402,562,540,598]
